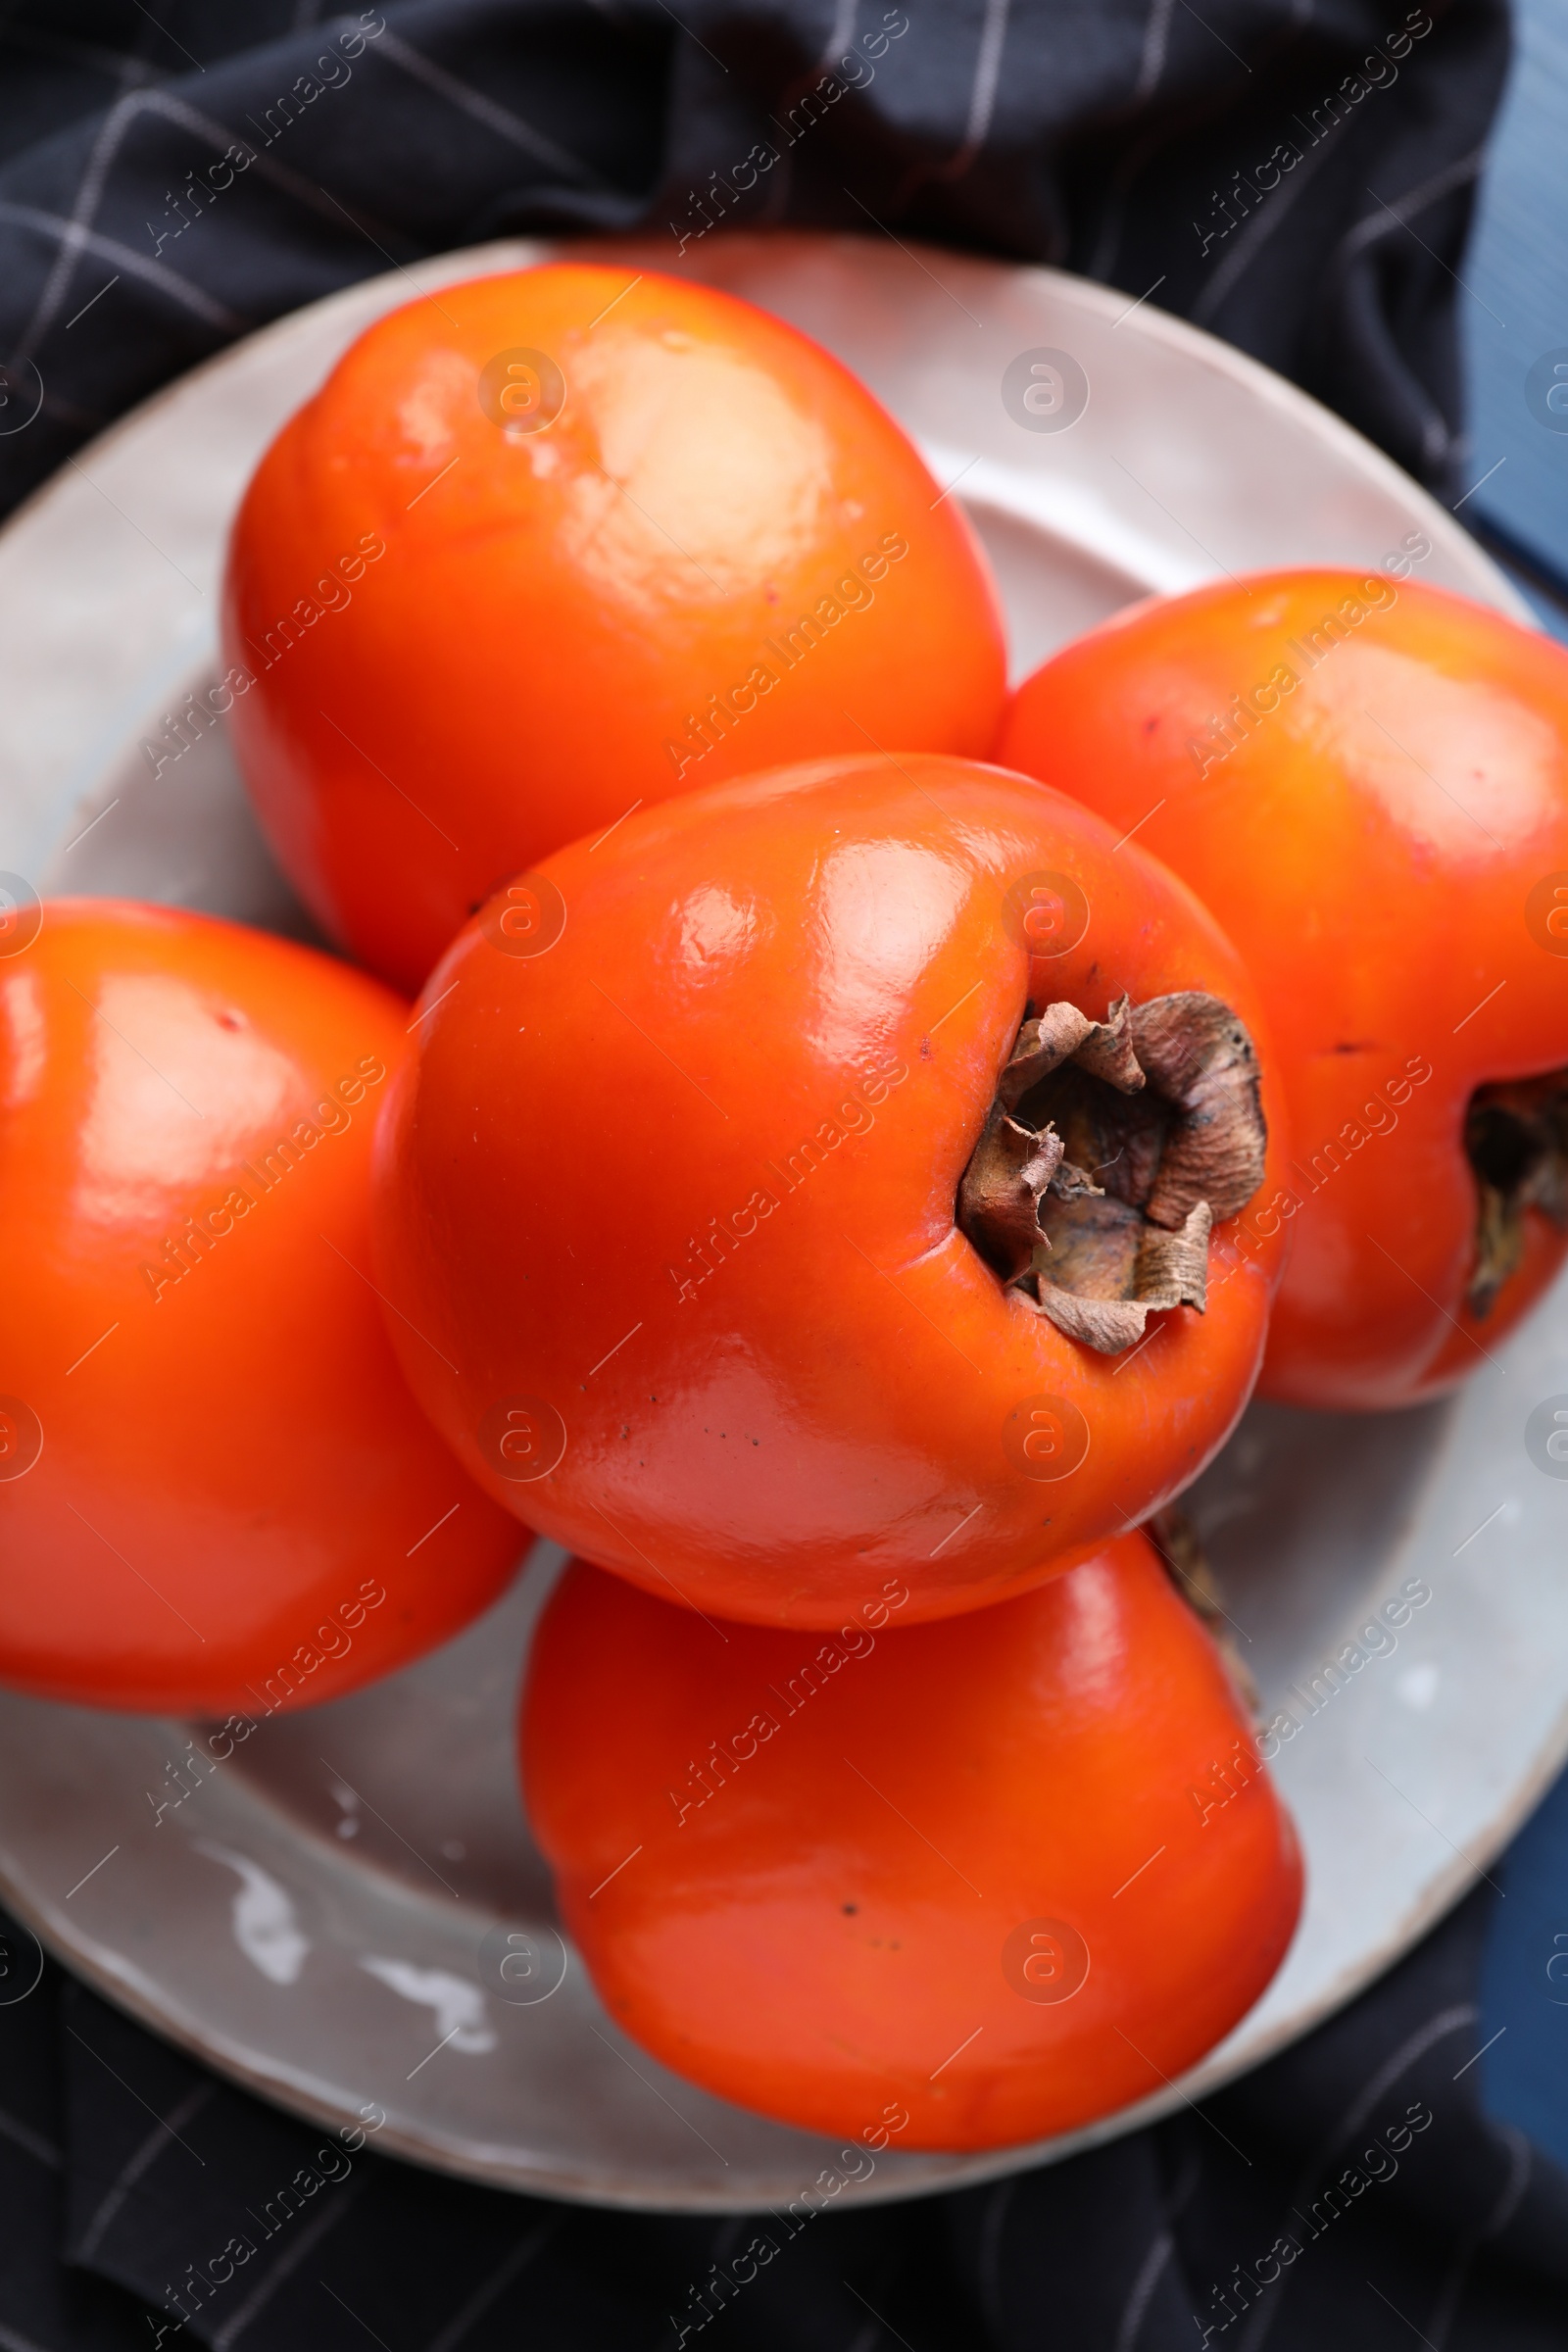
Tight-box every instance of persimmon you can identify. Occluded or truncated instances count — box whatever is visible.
[522,1533,1301,2150]
[0,900,526,1714]
[998,570,1568,1409]
[220,262,1006,993]
[372,753,1292,1627]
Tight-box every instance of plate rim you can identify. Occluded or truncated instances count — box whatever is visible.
[0,227,1529,623]
[4,1673,1566,2214]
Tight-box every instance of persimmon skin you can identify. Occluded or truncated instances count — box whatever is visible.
[220,262,1006,993]
[372,754,1290,1627]
[523,1534,1301,2151]
[998,571,1568,1409]
[0,901,526,1714]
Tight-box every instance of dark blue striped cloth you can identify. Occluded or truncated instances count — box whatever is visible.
[4,1872,1568,2348]
[0,0,1510,518]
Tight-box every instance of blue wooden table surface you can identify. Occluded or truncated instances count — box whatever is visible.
[1462,0,1568,636]
[1455,0,1568,2158]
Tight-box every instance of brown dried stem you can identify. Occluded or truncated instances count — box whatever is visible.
[1465,1068,1568,1315]
[1146,1504,1261,1722]
[957,991,1267,1355]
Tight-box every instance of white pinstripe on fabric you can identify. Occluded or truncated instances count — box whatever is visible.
[1422,2120,1533,2350]
[7,23,423,369]
[1132,0,1178,105]
[817,0,861,64]
[0,2105,61,2172]
[210,2177,365,2351]
[1315,143,1489,471]
[1094,0,1320,288]
[975,2172,1017,2335]
[0,199,246,332]
[757,0,863,226]
[1324,143,1491,287]
[1236,2000,1479,2352]
[11,86,161,362]
[372,25,610,184]
[1087,0,1200,290]
[75,2079,216,2262]
[938,0,1012,182]
[1114,2226,1175,2350]
[421,2215,564,2352]
[1200,133,1486,349]
[0,2320,56,2352]
[140,84,399,237]
[1188,109,1350,325]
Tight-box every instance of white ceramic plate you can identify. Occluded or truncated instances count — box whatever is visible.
[0,232,1564,2214]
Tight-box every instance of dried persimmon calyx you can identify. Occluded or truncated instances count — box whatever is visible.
[956,1107,1065,1280]
[957,992,1267,1355]
[1146,1503,1261,1720]
[1465,1067,1568,1316]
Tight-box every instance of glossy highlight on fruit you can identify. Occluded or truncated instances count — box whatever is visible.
[0,901,526,1713]
[999,569,1568,1409]
[522,1533,1302,2150]
[372,753,1292,1626]
[221,261,1007,992]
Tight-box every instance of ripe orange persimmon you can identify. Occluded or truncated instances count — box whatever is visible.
[523,1533,1301,2150]
[373,753,1292,1626]
[0,900,526,1714]
[221,262,1006,993]
[999,570,1568,1409]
